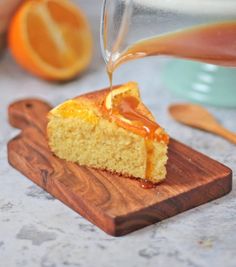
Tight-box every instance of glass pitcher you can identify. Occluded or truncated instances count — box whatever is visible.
[100,0,236,107]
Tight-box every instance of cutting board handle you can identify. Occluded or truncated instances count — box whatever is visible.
[8,99,52,132]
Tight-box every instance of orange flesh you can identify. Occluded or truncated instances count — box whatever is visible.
[27,12,69,68]
[47,1,82,27]
[26,3,87,68]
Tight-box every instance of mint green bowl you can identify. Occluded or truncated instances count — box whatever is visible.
[163,59,236,108]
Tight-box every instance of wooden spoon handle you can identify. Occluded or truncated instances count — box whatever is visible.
[8,99,52,133]
[214,126,236,145]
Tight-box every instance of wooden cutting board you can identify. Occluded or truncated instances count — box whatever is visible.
[0,34,5,54]
[7,98,232,236]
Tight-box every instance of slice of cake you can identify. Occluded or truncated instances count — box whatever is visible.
[47,82,169,183]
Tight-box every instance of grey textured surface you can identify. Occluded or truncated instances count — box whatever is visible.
[0,1,236,267]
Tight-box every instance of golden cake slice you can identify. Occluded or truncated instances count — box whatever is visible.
[47,82,169,183]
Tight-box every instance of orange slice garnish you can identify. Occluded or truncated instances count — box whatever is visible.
[105,82,140,110]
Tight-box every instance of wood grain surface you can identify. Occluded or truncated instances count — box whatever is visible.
[0,34,5,54]
[7,98,232,236]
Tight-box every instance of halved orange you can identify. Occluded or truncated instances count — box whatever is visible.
[8,0,93,81]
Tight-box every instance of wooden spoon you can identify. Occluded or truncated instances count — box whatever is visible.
[169,103,236,145]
